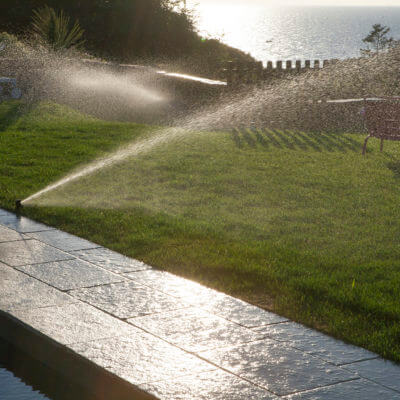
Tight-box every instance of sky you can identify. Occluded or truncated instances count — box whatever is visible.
[188,0,400,6]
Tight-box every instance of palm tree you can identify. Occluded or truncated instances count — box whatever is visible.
[31,6,85,51]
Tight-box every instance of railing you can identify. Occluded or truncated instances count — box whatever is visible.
[222,59,339,86]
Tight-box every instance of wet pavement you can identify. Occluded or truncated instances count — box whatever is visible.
[0,208,399,399]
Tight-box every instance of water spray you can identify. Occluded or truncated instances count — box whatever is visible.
[17,39,400,207]
[22,126,192,205]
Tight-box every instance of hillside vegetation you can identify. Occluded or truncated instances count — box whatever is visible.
[0,0,255,77]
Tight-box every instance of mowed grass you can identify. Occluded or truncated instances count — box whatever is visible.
[1,101,400,362]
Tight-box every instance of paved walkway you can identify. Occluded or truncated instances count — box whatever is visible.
[0,208,399,399]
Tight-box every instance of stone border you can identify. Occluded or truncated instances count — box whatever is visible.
[0,209,400,399]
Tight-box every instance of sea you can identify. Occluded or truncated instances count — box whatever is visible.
[186,3,400,65]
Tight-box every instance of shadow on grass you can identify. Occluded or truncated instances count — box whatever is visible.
[231,128,243,148]
[231,127,360,152]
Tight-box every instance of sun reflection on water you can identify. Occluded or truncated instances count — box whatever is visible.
[187,1,400,64]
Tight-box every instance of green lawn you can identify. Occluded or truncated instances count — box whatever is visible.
[1,100,400,362]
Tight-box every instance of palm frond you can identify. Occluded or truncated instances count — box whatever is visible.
[30,6,85,50]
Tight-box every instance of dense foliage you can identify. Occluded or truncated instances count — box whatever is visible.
[0,0,201,59]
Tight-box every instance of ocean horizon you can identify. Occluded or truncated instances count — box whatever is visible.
[187,3,400,65]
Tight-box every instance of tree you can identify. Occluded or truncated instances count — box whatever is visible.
[30,6,85,51]
[361,24,394,56]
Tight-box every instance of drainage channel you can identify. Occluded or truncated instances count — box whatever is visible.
[0,339,96,400]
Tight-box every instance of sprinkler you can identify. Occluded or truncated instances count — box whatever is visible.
[15,199,22,213]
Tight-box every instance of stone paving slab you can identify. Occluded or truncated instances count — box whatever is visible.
[0,263,73,312]
[0,213,54,233]
[69,281,188,319]
[1,211,400,400]
[126,270,288,327]
[125,269,218,298]
[26,230,100,252]
[129,307,264,353]
[343,358,400,393]
[283,379,400,399]
[0,239,73,267]
[16,259,125,291]
[0,225,28,243]
[10,302,141,346]
[204,294,289,328]
[255,322,378,366]
[140,369,278,399]
[70,247,151,274]
[0,209,12,215]
[70,333,215,387]
[198,339,358,397]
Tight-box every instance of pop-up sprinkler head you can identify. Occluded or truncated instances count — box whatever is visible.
[15,199,22,212]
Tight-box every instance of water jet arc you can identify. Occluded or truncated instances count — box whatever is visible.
[22,126,194,205]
